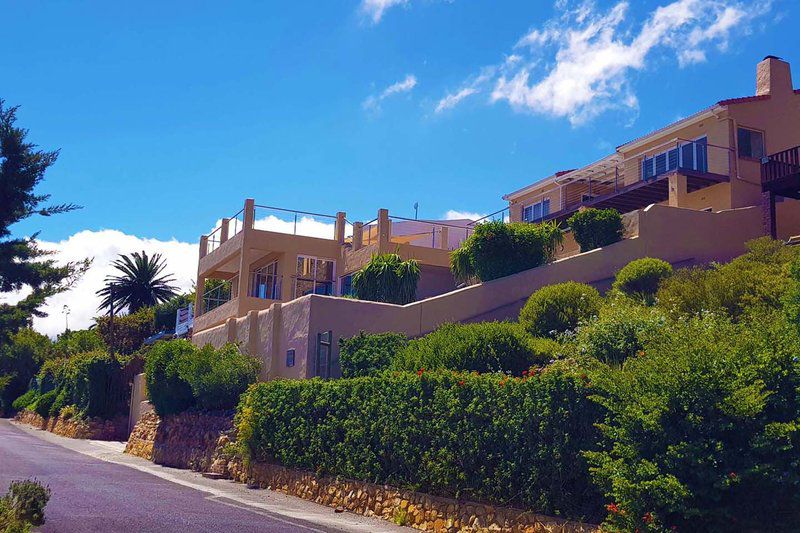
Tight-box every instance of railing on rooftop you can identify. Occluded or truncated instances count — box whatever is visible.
[201,275,238,315]
[386,215,472,250]
[253,204,339,240]
[762,146,800,184]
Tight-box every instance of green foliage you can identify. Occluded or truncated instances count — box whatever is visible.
[519,282,602,338]
[153,293,194,332]
[567,208,624,253]
[657,237,798,320]
[352,253,420,305]
[96,250,179,313]
[1,479,50,528]
[612,258,673,304]
[95,307,155,355]
[31,390,56,418]
[570,299,666,366]
[145,340,259,415]
[0,328,51,414]
[11,389,38,412]
[51,329,105,358]
[393,322,560,375]
[0,99,90,346]
[586,313,800,532]
[339,331,408,378]
[236,369,603,521]
[450,220,563,283]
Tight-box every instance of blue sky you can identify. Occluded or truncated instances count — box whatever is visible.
[3,0,797,334]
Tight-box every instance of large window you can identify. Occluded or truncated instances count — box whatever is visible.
[249,261,280,300]
[295,256,335,297]
[737,127,765,159]
[522,198,550,222]
[339,274,353,297]
[641,136,707,180]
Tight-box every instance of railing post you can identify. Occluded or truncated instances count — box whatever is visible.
[220,218,230,244]
[199,236,208,259]
[352,222,363,250]
[335,212,346,243]
[243,198,255,230]
[439,226,449,250]
[377,209,390,252]
[195,274,205,316]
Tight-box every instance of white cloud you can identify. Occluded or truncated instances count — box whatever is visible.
[435,87,479,114]
[1,230,198,338]
[444,210,486,221]
[437,0,770,124]
[360,0,409,24]
[363,74,418,112]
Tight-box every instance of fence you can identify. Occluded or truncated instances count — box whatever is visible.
[253,204,339,240]
[202,275,238,314]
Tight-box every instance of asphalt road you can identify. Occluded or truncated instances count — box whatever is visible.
[0,419,404,533]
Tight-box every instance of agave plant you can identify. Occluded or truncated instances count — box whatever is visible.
[352,253,420,305]
[96,251,179,313]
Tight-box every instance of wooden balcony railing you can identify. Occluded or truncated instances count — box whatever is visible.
[762,146,800,184]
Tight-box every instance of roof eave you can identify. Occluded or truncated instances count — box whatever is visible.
[617,105,723,153]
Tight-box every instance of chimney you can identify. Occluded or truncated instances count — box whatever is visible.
[756,55,794,97]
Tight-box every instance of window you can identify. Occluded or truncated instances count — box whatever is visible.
[339,274,353,297]
[737,127,765,159]
[249,261,280,299]
[316,331,332,378]
[522,198,550,222]
[295,256,335,297]
[641,137,707,180]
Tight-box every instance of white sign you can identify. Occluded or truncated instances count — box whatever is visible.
[175,303,194,336]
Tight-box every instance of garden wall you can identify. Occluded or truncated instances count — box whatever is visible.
[15,410,128,441]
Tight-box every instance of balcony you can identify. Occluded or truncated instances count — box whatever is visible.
[762,145,800,198]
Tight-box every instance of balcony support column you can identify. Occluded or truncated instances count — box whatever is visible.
[243,198,255,230]
[668,173,688,207]
[377,209,391,252]
[762,190,777,239]
[199,236,208,259]
[195,273,206,316]
[352,222,363,250]
[220,218,230,243]
[335,212,346,244]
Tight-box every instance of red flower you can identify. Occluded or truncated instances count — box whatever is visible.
[643,512,654,524]
[637,350,645,357]
[522,370,529,376]
[417,368,425,377]
[458,380,465,387]
[728,471,738,480]
[606,503,620,514]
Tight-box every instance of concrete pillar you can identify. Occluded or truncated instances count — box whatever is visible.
[762,190,777,239]
[226,317,237,344]
[439,226,449,250]
[352,222,363,250]
[509,203,523,223]
[220,218,230,243]
[199,236,208,259]
[246,310,260,357]
[668,174,688,207]
[243,198,256,230]
[334,212,346,243]
[263,302,283,381]
[236,248,251,311]
[195,274,206,316]
[377,209,391,252]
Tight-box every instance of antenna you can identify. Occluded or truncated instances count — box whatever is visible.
[413,202,419,220]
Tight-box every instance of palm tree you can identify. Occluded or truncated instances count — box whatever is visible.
[96,251,179,313]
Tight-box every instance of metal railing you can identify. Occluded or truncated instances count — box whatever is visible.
[248,272,282,300]
[229,208,245,238]
[253,204,338,240]
[201,275,238,314]
[762,146,800,184]
[206,226,222,255]
[361,217,379,246]
[387,215,473,250]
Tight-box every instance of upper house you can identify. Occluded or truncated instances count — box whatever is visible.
[193,202,478,332]
[503,56,800,239]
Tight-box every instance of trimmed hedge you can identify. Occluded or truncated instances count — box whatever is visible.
[519,282,602,338]
[236,369,604,520]
[339,331,408,378]
[567,208,624,253]
[145,340,259,416]
[612,257,672,303]
[392,322,560,375]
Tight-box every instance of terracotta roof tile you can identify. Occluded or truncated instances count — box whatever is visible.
[716,94,771,106]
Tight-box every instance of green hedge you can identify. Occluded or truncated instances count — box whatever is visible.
[236,369,603,521]
[339,331,408,378]
[145,340,259,416]
[612,257,672,304]
[519,282,602,338]
[567,208,624,253]
[392,322,560,375]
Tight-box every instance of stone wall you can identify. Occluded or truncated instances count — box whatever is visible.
[15,410,128,441]
[124,409,234,471]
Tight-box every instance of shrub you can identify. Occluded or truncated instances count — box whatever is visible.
[95,307,156,355]
[612,258,673,304]
[657,237,798,320]
[519,282,602,338]
[393,322,560,375]
[352,253,421,305]
[179,343,260,411]
[586,313,800,531]
[11,389,38,412]
[339,331,408,378]
[2,479,51,527]
[51,329,105,358]
[451,220,563,283]
[31,390,57,418]
[570,299,666,366]
[236,368,603,521]
[0,329,51,414]
[145,340,259,415]
[153,293,194,332]
[567,208,624,253]
[144,340,196,416]
[66,351,127,419]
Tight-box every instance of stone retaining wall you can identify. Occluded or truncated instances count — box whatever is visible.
[124,409,234,471]
[15,410,128,441]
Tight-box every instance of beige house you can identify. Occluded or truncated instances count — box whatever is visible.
[504,56,800,244]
